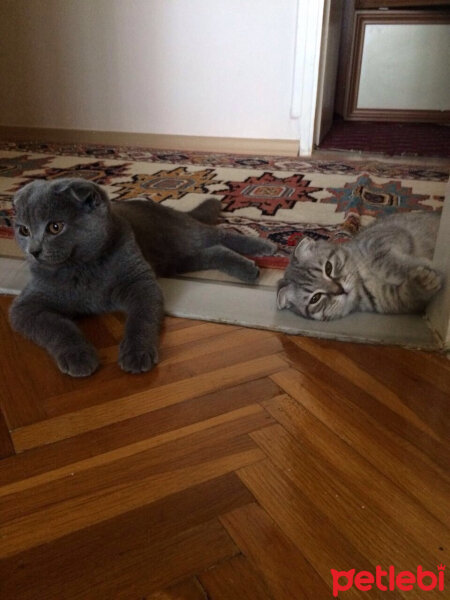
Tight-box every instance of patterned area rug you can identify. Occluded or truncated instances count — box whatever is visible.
[0,142,447,275]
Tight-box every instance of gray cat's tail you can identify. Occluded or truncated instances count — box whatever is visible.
[189,198,222,224]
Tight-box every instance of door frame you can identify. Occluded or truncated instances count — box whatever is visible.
[291,0,325,156]
[314,0,345,146]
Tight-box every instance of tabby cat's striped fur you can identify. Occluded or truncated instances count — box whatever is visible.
[277,212,442,320]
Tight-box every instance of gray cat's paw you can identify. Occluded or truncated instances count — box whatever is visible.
[119,344,159,374]
[410,266,442,294]
[239,262,260,284]
[56,347,99,377]
[257,239,277,256]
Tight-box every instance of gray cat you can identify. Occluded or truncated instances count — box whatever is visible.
[277,212,442,320]
[10,178,275,376]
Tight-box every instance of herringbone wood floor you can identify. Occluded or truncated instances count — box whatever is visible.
[0,294,448,599]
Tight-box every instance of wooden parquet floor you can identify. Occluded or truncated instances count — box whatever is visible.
[0,294,449,599]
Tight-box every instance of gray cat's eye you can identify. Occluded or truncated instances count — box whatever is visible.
[47,222,65,235]
[309,292,322,305]
[18,225,30,237]
[325,260,332,277]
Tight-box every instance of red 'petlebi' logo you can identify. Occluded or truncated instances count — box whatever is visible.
[331,564,445,596]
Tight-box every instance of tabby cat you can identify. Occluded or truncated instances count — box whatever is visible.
[277,212,442,320]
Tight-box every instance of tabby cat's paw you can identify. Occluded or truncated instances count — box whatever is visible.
[410,266,442,294]
[119,344,159,374]
[56,347,99,377]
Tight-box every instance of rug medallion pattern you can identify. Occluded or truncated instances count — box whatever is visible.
[0,142,446,269]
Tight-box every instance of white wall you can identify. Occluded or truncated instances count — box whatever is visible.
[0,0,301,140]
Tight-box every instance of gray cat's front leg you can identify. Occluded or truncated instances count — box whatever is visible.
[219,230,277,256]
[177,246,260,283]
[113,278,164,374]
[9,296,99,377]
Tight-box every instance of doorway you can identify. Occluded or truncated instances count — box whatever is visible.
[314,0,450,158]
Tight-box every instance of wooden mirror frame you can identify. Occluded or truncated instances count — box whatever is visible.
[344,10,450,122]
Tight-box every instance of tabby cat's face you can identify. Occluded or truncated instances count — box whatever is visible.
[277,237,358,320]
[13,179,110,266]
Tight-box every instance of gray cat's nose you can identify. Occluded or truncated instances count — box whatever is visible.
[30,249,42,258]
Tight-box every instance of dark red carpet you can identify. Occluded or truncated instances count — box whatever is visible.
[319,119,450,158]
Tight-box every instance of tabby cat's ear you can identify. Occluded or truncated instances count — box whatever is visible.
[294,236,315,260]
[56,179,109,212]
[277,282,295,310]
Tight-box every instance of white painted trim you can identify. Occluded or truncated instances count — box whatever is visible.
[290,0,303,120]
[291,0,326,156]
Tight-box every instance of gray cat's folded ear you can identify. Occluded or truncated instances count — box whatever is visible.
[55,179,109,212]
[12,186,26,207]
[294,236,315,260]
[277,281,295,310]
[13,180,44,206]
